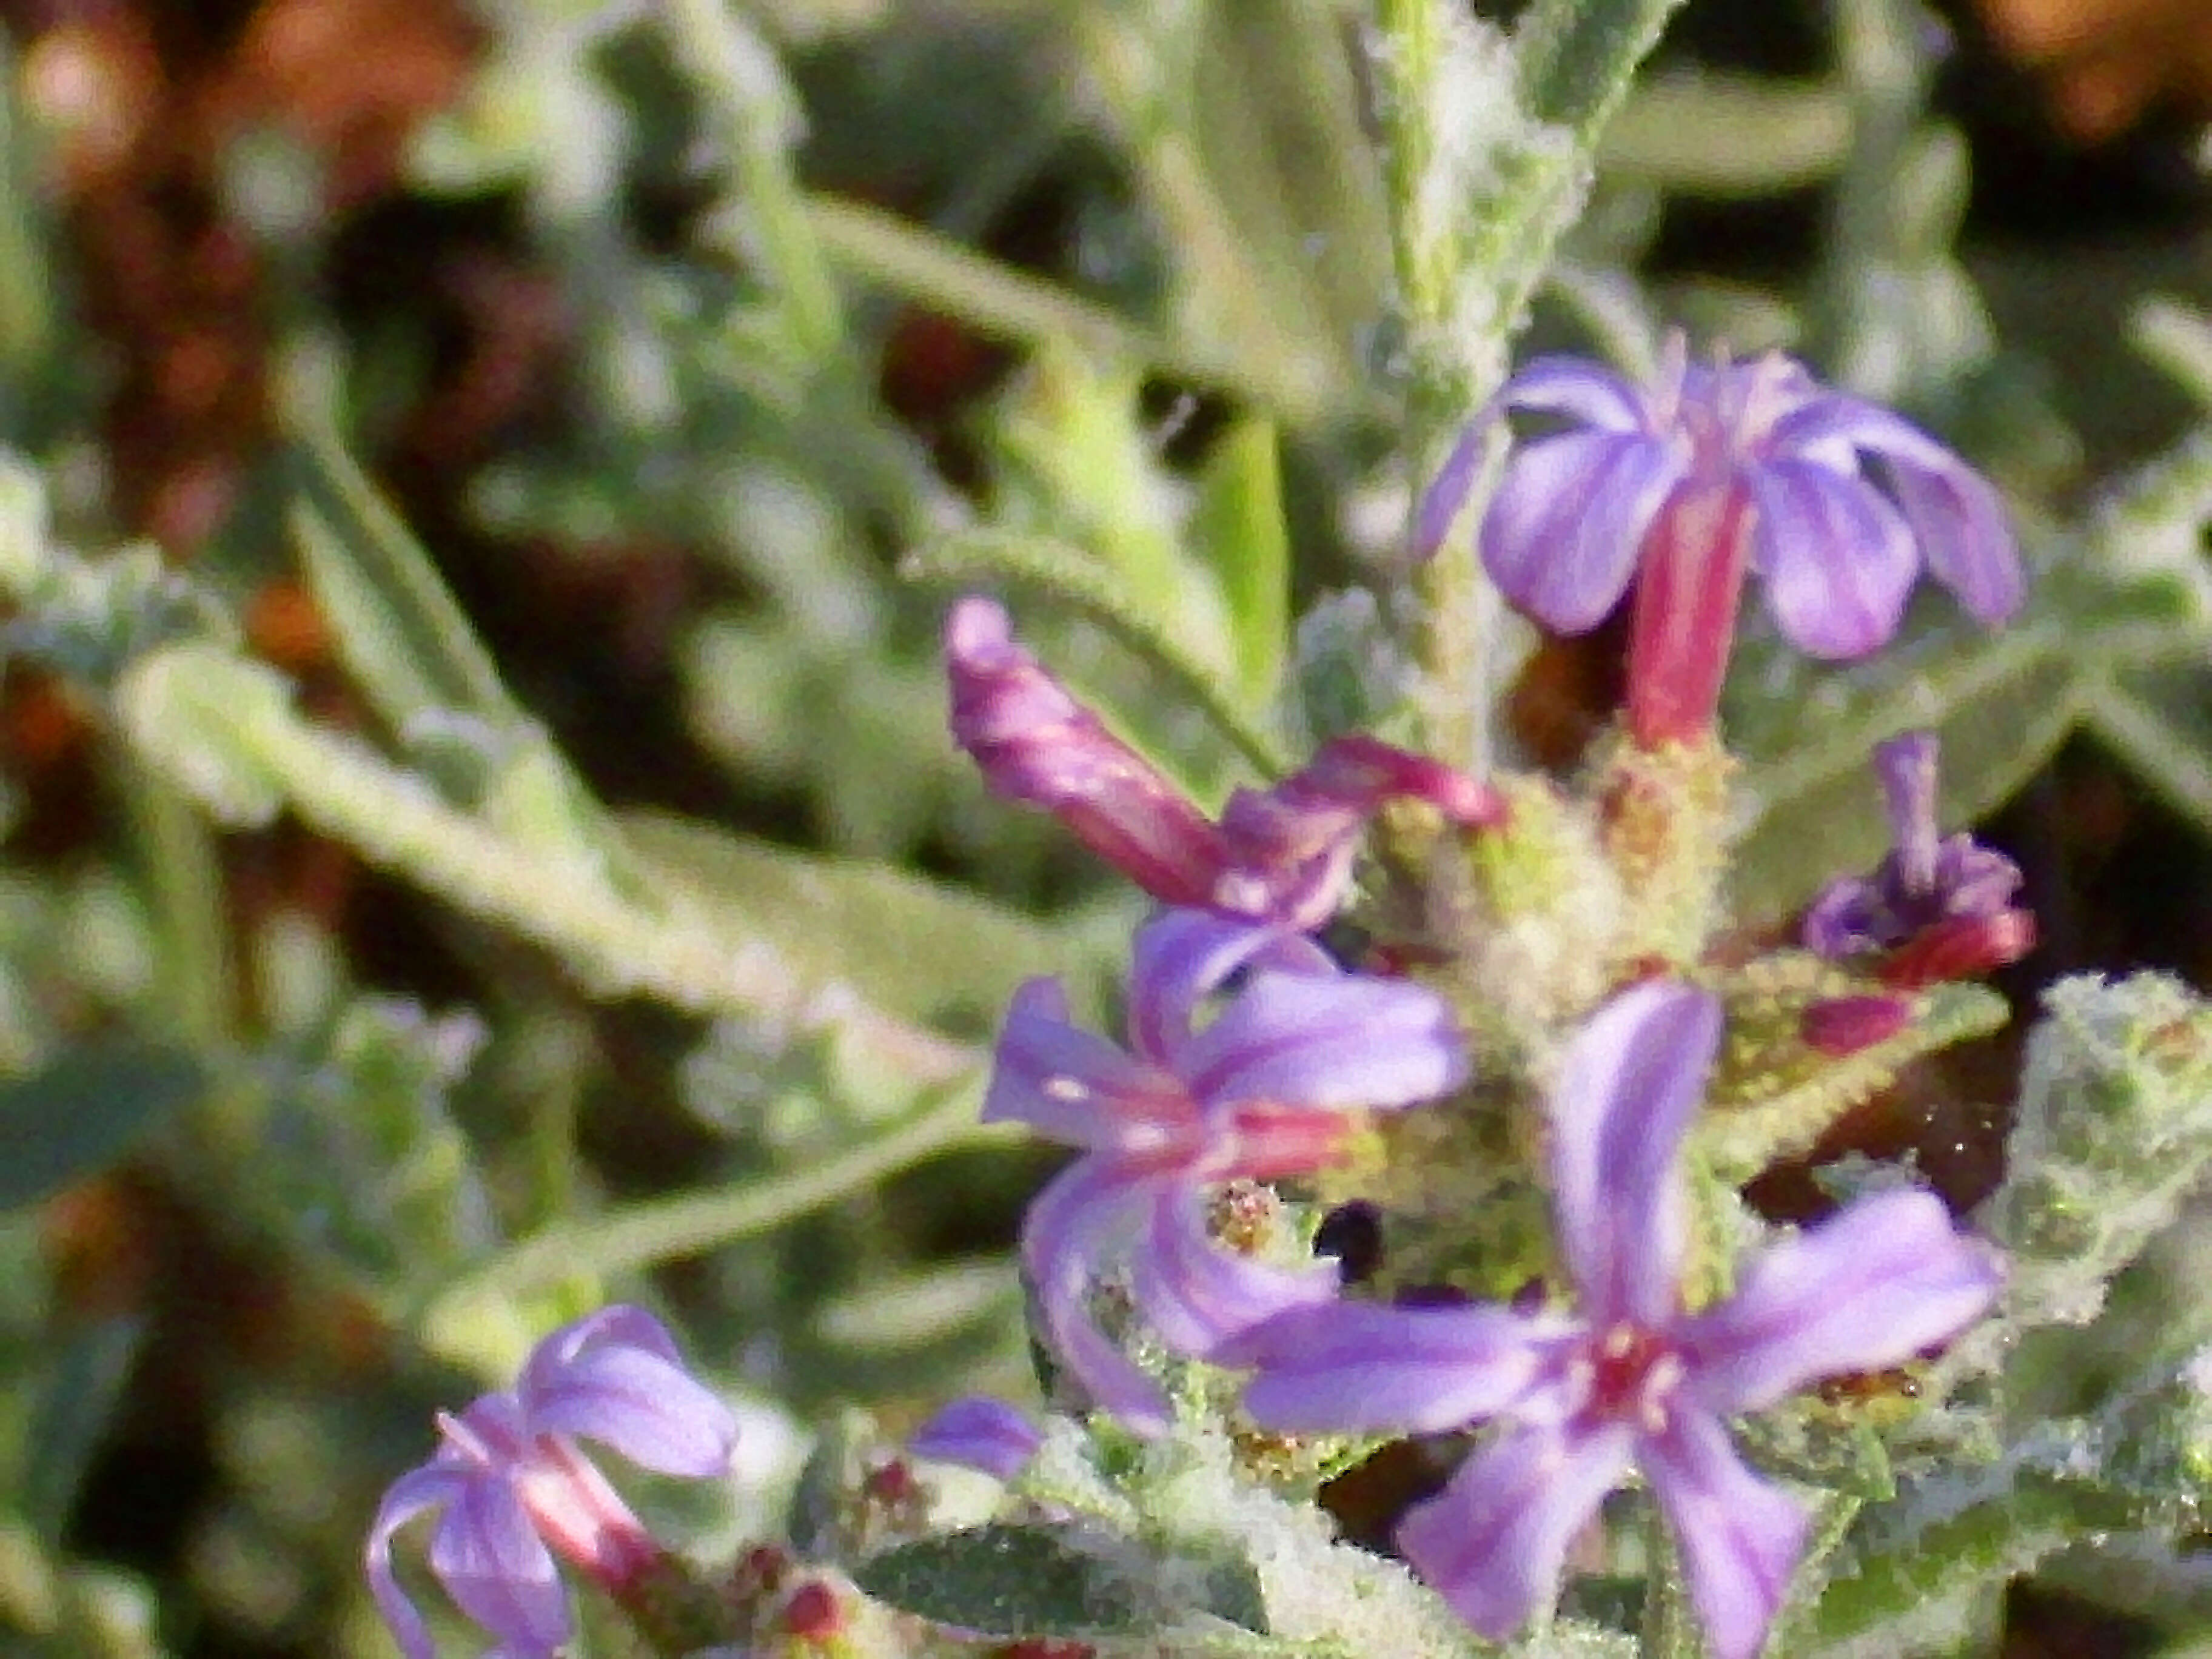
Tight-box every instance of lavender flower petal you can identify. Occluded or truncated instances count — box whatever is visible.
[1483,431,1683,632]
[1644,1411,1809,1659]
[1769,395,2023,625]
[1548,982,1720,1326]
[1412,420,1493,562]
[909,1397,1044,1480]
[1177,970,1466,1112]
[1130,1188,1340,1357]
[367,1467,472,1659]
[429,1479,570,1657]
[1747,458,1918,658]
[1237,1302,1566,1434]
[983,977,1178,1147]
[1021,1155,1172,1433]
[1127,910,1329,1064]
[1499,355,1655,431]
[521,1342,738,1478]
[1396,1421,1636,1644]
[1681,1190,2002,1413]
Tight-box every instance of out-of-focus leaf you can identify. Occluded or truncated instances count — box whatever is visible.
[21,1317,141,1545]
[0,1041,206,1212]
[1191,418,1290,711]
[854,1521,1266,1640]
[1601,70,1850,195]
[1726,618,2076,927]
[286,421,520,734]
[617,808,1099,1029]
[2084,665,2212,838]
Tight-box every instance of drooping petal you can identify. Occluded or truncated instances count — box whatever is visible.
[1235,1301,1566,1435]
[1642,1409,1809,1659]
[1885,457,2023,624]
[1411,420,1494,563]
[1746,459,1917,658]
[365,1465,473,1659]
[428,1476,572,1657]
[1125,910,1331,1066]
[1500,355,1656,432]
[1483,431,1684,634]
[1549,983,1721,1327]
[1020,1155,1174,1435]
[1128,1185,1340,1359]
[983,977,1185,1148]
[1179,969,1466,1114]
[520,1315,737,1478]
[1766,394,2022,625]
[945,595,1232,907]
[909,1396,1044,1480]
[1396,1420,1635,1644]
[1680,1188,2002,1413]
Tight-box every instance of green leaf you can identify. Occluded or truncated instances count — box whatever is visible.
[2083,665,2212,836]
[1192,418,1290,710]
[21,1317,141,1544]
[854,1521,1265,1641]
[1725,618,2076,926]
[286,423,520,734]
[615,808,1100,1030]
[0,1041,206,1211]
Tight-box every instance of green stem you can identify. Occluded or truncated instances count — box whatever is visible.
[422,1091,1015,1336]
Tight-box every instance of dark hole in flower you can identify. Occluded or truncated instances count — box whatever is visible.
[1313,1200,1382,1284]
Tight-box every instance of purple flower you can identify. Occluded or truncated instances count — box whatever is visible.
[366,1306,738,1659]
[1803,732,2034,988]
[945,595,1501,928]
[988,907,1467,1434]
[1418,337,2022,747]
[909,1396,1045,1480]
[1232,983,2000,1659]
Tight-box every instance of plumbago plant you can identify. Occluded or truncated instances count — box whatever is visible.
[17,0,2212,1655]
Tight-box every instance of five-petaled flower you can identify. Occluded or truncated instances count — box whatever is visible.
[1803,730,2035,988]
[366,1305,738,1659]
[945,595,1502,930]
[1230,982,2000,1659]
[1418,337,2023,748]
[985,906,1467,1434]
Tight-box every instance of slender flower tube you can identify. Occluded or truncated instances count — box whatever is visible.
[366,1306,738,1659]
[945,596,1501,928]
[987,907,1467,1433]
[1803,731,2034,988]
[1232,984,2000,1659]
[1418,337,2023,747]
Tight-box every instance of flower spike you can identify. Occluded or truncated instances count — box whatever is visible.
[987,908,1467,1434]
[1419,339,2022,747]
[1235,983,2000,1659]
[945,596,1501,929]
[366,1307,737,1659]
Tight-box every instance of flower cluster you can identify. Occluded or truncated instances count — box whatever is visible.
[366,1307,737,1659]
[942,343,2019,1659]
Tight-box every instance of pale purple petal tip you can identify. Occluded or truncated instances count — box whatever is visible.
[429,1481,572,1657]
[366,1467,471,1659]
[1749,459,1917,658]
[1549,982,1722,1326]
[1482,431,1678,634]
[910,1396,1044,1480]
[1178,968,1466,1113]
[1646,1412,1809,1659]
[1412,421,1492,562]
[1682,1189,2002,1413]
[1396,1423,1635,1644]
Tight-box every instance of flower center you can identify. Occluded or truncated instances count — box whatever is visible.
[1580,1322,1684,1435]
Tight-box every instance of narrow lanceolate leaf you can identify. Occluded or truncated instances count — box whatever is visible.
[1192,418,1292,711]
[0,1041,207,1211]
